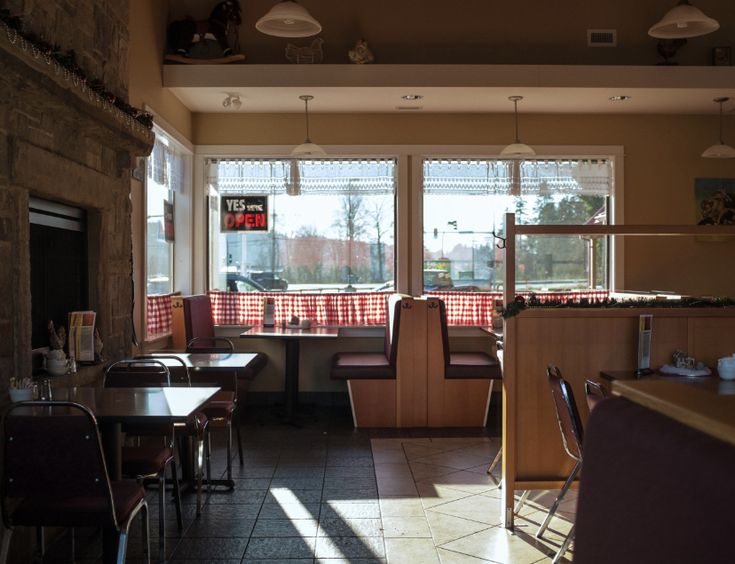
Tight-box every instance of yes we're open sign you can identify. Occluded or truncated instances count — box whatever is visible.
[220,196,269,232]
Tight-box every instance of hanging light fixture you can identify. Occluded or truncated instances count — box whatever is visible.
[291,95,326,157]
[256,1,321,38]
[702,97,735,159]
[500,96,536,159]
[648,1,719,39]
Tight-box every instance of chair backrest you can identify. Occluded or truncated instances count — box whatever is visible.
[186,336,234,353]
[1,401,118,529]
[135,355,191,386]
[584,379,608,412]
[183,294,216,344]
[547,365,584,461]
[384,294,406,367]
[104,359,171,388]
[437,299,451,368]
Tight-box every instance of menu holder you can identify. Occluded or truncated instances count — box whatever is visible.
[68,310,96,363]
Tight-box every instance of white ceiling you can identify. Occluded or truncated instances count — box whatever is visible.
[164,64,735,115]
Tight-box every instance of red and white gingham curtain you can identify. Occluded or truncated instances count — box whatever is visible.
[209,290,610,327]
[146,292,178,337]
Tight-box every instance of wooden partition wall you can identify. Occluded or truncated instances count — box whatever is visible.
[500,213,735,528]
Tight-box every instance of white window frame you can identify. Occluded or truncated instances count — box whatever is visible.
[192,145,624,304]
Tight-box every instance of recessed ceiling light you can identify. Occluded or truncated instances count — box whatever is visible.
[609,95,632,102]
[401,94,424,101]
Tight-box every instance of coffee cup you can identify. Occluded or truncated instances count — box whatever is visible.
[301,318,312,329]
[718,357,735,380]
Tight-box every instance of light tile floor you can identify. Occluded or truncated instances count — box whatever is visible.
[36,408,574,563]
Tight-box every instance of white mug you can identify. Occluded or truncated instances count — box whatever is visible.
[718,357,735,380]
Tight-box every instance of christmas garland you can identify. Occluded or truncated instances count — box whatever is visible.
[0,9,153,131]
[502,294,735,319]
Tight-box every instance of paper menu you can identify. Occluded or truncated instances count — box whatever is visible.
[68,310,96,362]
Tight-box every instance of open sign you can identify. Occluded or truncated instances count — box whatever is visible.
[220,196,269,232]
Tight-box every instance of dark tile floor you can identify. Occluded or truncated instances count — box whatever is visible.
[35,406,492,564]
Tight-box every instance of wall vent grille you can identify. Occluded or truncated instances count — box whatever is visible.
[587,29,617,47]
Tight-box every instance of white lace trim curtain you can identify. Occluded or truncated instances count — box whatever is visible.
[147,134,185,193]
[207,158,396,195]
[423,159,611,196]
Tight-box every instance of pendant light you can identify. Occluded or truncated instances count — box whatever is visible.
[256,1,321,38]
[291,95,326,157]
[702,97,735,159]
[648,1,719,39]
[500,96,536,159]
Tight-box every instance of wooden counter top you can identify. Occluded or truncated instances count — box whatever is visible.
[612,379,735,447]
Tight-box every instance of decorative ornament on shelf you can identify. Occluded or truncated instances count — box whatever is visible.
[348,39,374,64]
[0,9,153,133]
[166,0,246,63]
[656,38,687,65]
[285,37,324,64]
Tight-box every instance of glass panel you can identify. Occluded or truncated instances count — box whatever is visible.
[146,135,174,296]
[208,159,396,294]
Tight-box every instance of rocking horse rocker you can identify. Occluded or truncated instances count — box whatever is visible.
[167,0,244,62]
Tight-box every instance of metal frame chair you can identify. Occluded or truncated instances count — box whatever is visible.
[0,401,149,564]
[105,359,182,562]
[584,378,608,412]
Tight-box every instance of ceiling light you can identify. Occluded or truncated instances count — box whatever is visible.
[609,95,632,102]
[648,0,719,39]
[256,1,321,38]
[500,96,535,159]
[702,97,735,159]
[222,93,242,110]
[291,95,326,157]
[401,95,423,100]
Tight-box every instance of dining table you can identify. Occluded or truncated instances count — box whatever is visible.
[240,326,339,423]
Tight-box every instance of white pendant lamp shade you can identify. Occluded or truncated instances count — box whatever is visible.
[501,96,535,159]
[291,95,326,157]
[648,1,719,39]
[702,97,735,159]
[256,1,322,38]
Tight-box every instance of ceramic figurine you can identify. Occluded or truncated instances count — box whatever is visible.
[285,38,324,64]
[348,39,374,64]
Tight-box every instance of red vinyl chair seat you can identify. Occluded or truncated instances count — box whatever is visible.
[330,352,396,380]
[446,352,502,379]
[121,446,175,478]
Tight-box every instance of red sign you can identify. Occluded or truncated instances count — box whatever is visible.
[220,196,268,232]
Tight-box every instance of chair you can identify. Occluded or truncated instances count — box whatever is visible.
[528,365,584,563]
[105,359,183,562]
[133,355,213,517]
[584,379,607,412]
[185,340,243,488]
[0,401,149,564]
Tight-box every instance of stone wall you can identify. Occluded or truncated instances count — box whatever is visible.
[0,0,151,398]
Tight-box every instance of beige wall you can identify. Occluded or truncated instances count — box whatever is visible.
[194,111,735,296]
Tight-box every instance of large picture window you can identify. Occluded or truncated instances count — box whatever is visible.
[207,158,396,294]
[423,159,611,292]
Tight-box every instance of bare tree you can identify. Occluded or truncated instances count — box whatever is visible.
[333,192,367,286]
[367,199,392,282]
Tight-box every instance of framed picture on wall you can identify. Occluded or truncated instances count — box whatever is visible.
[694,178,735,225]
[712,46,731,66]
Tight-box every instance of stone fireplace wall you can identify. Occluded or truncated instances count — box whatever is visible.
[0,0,152,396]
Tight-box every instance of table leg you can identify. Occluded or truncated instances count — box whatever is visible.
[284,339,300,421]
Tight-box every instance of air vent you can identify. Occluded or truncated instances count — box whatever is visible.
[587,29,617,47]
[396,106,423,111]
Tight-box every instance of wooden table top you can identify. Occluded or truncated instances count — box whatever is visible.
[240,326,340,339]
[38,386,220,424]
[612,379,735,448]
[141,352,259,371]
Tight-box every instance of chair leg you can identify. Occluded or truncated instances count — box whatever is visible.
[115,531,128,564]
[142,502,150,564]
[205,430,212,497]
[514,489,530,514]
[551,524,575,564]
[226,420,233,483]
[170,459,184,531]
[235,412,244,467]
[36,526,44,557]
[487,446,502,475]
[158,473,166,563]
[0,526,12,564]
[196,436,204,517]
[537,460,581,540]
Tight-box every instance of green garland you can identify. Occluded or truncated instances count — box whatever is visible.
[0,9,153,129]
[502,294,735,319]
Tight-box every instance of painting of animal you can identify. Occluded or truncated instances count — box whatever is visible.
[168,1,242,58]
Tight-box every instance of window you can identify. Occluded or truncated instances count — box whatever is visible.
[207,158,396,294]
[423,159,611,292]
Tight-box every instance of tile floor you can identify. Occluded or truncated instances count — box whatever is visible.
[38,408,575,563]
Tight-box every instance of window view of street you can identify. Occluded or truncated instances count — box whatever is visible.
[208,159,396,293]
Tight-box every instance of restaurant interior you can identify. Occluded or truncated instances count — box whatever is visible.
[1,0,735,562]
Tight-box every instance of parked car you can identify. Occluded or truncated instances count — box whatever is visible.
[249,271,289,291]
[226,273,267,293]
[423,269,453,291]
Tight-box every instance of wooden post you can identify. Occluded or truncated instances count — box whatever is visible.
[502,212,516,529]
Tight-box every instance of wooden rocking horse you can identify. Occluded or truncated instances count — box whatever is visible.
[167,1,243,62]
